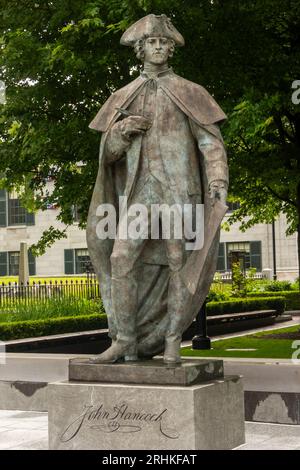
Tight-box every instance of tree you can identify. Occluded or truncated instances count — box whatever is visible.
[222,1,300,287]
[0,0,299,281]
[225,93,300,287]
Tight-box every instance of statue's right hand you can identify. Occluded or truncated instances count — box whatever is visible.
[106,116,152,161]
[119,115,152,140]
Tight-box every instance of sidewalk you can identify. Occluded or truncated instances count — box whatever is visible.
[0,410,48,450]
[0,410,299,450]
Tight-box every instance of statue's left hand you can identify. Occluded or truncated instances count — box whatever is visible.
[209,180,228,206]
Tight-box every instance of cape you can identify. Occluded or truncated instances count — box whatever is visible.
[89,71,227,133]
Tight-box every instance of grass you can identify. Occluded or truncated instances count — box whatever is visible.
[181,324,300,359]
[0,297,104,323]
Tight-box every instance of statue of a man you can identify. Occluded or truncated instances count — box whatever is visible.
[87,14,228,364]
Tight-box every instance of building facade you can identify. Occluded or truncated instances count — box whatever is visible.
[0,189,88,277]
[218,206,298,281]
[0,190,298,280]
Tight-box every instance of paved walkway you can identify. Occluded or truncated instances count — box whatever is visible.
[0,410,299,450]
[0,411,48,450]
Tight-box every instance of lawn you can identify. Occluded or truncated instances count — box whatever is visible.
[181,324,300,359]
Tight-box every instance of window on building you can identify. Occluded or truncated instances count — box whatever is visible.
[8,252,20,276]
[216,241,262,272]
[75,249,90,274]
[0,250,36,276]
[8,192,27,225]
[227,201,240,213]
[72,205,81,223]
[227,241,251,272]
[216,243,226,271]
[0,190,35,227]
[64,249,91,274]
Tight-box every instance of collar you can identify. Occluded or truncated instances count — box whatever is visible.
[140,67,173,80]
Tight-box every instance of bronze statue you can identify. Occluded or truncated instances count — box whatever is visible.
[87,14,228,364]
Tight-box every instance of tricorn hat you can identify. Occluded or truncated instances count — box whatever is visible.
[120,14,185,47]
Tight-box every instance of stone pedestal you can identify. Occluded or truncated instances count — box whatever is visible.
[48,359,245,450]
[69,357,224,385]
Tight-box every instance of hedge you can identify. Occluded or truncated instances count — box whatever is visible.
[247,291,300,311]
[207,297,285,316]
[0,297,287,341]
[0,314,108,341]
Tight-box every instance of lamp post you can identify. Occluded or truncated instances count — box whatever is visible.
[84,260,96,299]
[192,298,211,350]
[272,220,277,281]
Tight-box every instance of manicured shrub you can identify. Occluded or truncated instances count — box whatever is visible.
[247,291,300,310]
[265,280,292,292]
[0,314,108,341]
[207,296,285,316]
[206,290,228,302]
[0,297,288,341]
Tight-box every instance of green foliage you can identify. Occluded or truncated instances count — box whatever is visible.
[245,268,259,293]
[264,280,292,292]
[221,1,300,251]
[230,263,258,297]
[292,278,300,291]
[245,279,273,293]
[1,0,300,256]
[30,226,68,257]
[0,313,107,341]
[230,264,264,297]
[0,296,104,322]
[231,261,247,297]
[206,290,228,302]
[0,294,287,340]
[224,92,300,236]
[210,274,232,301]
[207,297,285,316]
[247,291,300,311]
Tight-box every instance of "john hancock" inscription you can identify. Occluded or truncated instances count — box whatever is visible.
[60,402,179,442]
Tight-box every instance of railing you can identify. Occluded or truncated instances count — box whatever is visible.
[215,272,266,282]
[0,279,100,308]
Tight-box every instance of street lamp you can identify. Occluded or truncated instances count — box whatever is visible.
[272,220,277,281]
[192,298,211,350]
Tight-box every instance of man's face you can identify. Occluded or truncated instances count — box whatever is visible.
[143,37,171,65]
